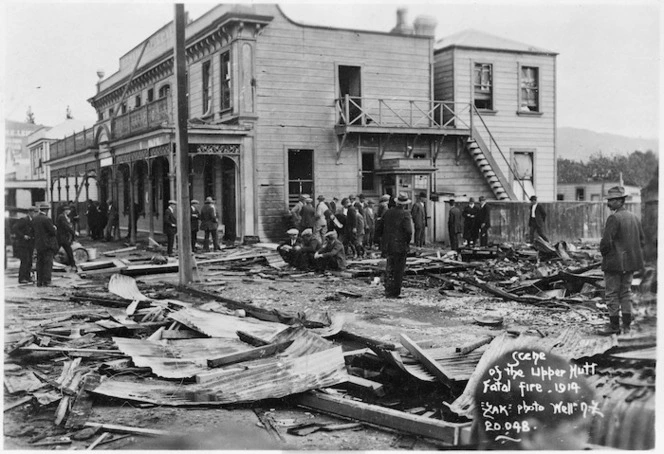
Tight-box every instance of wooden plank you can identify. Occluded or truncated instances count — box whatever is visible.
[207,340,294,368]
[341,375,385,397]
[4,396,33,412]
[84,422,177,437]
[399,334,453,388]
[291,391,469,445]
[66,373,102,430]
[19,346,123,355]
[86,432,110,450]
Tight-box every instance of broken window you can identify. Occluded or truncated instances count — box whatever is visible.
[202,60,212,115]
[512,151,534,200]
[520,66,539,112]
[361,152,376,191]
[473,63,493,110]
[220,51,232,112]
[288,149,314,208]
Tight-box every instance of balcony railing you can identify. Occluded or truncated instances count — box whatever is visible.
[50,127,96,161]
[112,96,172,141]
[335,95,471,130]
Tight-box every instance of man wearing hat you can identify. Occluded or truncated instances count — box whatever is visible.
[477,196,491,247]
[447,199,463,252]
[104,198,120,241]
[598,186,645,335]
[56,204,77,269]
[32,203,59,286]
[200,196,221,252]
[528,195,548,243]
[375,192,413,298]
[12,206,38,283]
[190,200,201,251]
[463,197,479,247]
[374,194,391,251]
[314,230,346,271]
[315,195,329,243]
[300,196,316,233]
[277,228,301,265]
[164,200,177,256]
[364,200,376,250]
[290,194,308,230]
[411,192,427,248]
[297,228,321,270]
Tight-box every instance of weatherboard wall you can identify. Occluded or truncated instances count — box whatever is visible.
[434,47,556,201]
[253,7,433,240]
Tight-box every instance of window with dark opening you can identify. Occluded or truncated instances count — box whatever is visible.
[338,65,362,124]
[288,149,313,208]
[202,60,212,115]
[473,63,493,110]
[220,51,232,111]
[147,88,154,103]
[159,85,171,99]
[134,94,141,109]
[203,156,215,199]
[361,152,376,191]
[576,187,585,201]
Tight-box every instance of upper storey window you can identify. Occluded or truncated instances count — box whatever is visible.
[202,60,212,115]
[159,85,171,99]
[519,66,539,112]
[220,51,232,112]
[473,63,493,110]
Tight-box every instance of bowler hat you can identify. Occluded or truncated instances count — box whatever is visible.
[395,192,411,205]
[287,228,299,235]
[39,202,51,210]
[605,186,626,200]
[204,197,214,203]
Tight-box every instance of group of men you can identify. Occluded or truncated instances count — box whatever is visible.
[12,202,77,286]
[162,197,225,256]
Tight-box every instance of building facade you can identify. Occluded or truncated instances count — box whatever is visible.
[45,5,557,243]
[4,119,47,208]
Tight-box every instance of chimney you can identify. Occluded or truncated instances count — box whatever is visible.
[391,8,413,34]
[413,15,437,37]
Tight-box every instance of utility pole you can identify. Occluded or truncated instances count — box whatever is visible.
[173,3,193,284]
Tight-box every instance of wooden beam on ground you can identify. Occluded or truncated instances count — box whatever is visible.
[66,374,102,430]
[456,336,494,355]
[399,334,453,388]
[207,340,293,368]
[20,346,124,355]
[84,422,178,437]
[339,375,386,397]
[291,391,469,445]
[4,396,33,412]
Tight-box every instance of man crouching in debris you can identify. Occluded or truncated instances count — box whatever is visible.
[375,192,413,298]
[313,230,346,271]
[277,228,301,265]
[471,348,597,450]
[296,228,320,270]
[597,186,645,335]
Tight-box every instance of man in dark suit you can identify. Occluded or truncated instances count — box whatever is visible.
[375,192,413,298]
[463,197,479,247]
[277,228,301,265]
[105,199,119,241]
[200,196,221,252]
[296,228,320,270]
[447,199,463,252]
[314,230,347,271]
[477,196,491,247]
[411,192,427,247]
[163,200,177,256]
[12,206,37,283]
[190,200,200,250]
[528,195,548,243]
[56,205,76,268]
[32,203,59,286]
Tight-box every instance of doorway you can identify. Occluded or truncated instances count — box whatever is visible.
[338,65,362,124]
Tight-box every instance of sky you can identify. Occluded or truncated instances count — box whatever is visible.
[1,0,661,139]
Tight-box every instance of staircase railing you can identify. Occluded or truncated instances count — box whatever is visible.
[470,105,528,200]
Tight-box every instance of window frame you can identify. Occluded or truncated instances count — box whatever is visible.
[472,62,495,112]
[360,151,377,192]
[286,148,314,208]
[510,148,536,201]
[575,187,586,201]
[220,50,232,113]
[202,59,213,116]
[517,64,543,115]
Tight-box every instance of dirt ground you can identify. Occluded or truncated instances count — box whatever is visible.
[2,233,645,450]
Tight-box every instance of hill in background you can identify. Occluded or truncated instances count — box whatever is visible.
[558,127,658,162]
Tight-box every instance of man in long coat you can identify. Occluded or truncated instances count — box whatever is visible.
[477,196,491,247]
[105,199,119,241]
[163,200,177,256]
[200,196,221,252]
[190,200,201,250]
[300,197,316,233]
[598,186,645,335]
[463,198,479,247]
[528,195,548,243]
[411,192,427,247]
[56,205,76,268]
[32,203,59,287]
[447,199,463,252]
[12,206,37,283]
[376,192,413,298]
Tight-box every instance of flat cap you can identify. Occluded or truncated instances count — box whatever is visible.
[287,228,299,235]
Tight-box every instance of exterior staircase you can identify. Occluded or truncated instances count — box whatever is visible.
[466,127,517,200]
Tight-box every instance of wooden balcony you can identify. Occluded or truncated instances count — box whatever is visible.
[335,95,471,136]
[112,96,172,141]
[49,127,96,161]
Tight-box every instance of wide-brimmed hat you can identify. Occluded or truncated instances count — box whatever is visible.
[287,228,299,235]
[204,197,214,203]
[301,228,313,236]
[605,186,626,200]
[38,202,51,210]
[379,194,390,202]
[191,199,199,205]
[395,192,411,205]
[300,194,310,200]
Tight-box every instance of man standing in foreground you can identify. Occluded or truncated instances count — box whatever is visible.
[376,192,413,298]
[200,197,221,252]
[32,203,59,287]
[190,200,200,251]
[477,196,490,247]
[598,186,645,335]
[411,192,427,247]
[13,206,37,283]
[164,200,177,256]
[528,195,548,243]
[447,199,463,252]
[56,205,77,269]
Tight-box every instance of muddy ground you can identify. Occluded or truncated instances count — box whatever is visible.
[3,234,651,450]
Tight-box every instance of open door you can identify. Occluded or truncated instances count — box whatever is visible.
[338,65,362,125]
